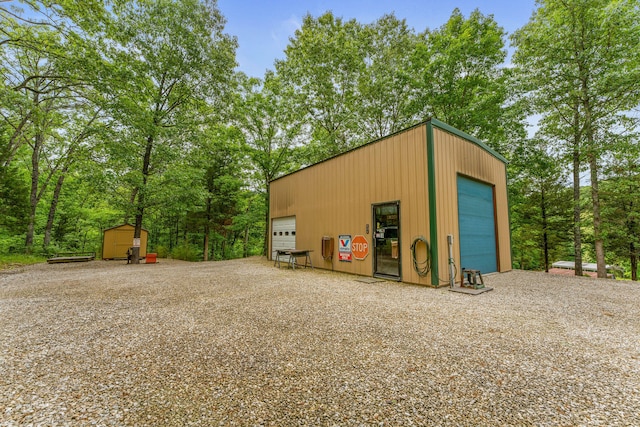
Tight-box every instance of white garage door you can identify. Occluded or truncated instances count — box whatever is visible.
[272,216,296,258]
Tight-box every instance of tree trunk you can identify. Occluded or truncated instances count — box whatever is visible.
[579,60,606,278]
[203,225,210,261]
[243,227,249,258]
[572,137,583,276]
[174,216,179,250]
[132,211,143,263]
[203,196,212,261]
[589,153,606,278]
[3,114,31,168]
[541,187,549,273]
[221,234,227,259]
[263,182,270,257]
[25,129,43,252]
[124,188,138,225]
[44,171,66,248]
[132,135,154,264]
[243,199,252,258]
[630,242,637,281]
[582,89,605,279]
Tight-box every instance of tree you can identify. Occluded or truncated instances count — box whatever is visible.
[509,141,572,271]
[188,125,245,261]
[601,137,640,280]
[102,0,237,263]
[235,72,300,255]
[0,163,29,235]
[5,42,67,251]
[411,8,523,152]
[230,191,265,258]
[276,12,365,162]
[1,1,111,252]
[512,0,640,277]
[42,107,103,248]
[355,14,419,140]
[0,0,109,168]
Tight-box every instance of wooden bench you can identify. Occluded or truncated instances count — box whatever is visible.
[47,252,96,264]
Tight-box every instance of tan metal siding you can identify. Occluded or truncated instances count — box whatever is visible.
[270,125,432,284]
[432,128,511,280]
[102,224,148,259]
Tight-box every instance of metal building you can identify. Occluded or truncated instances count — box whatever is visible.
[269,119,511,286]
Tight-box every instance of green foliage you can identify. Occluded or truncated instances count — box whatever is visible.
[600,141,640,280]
[0,165,29,234]
[170,243,200,262]
[0,253,46,270]
[509,141,573,270]
[100,0,237,250]
[0,232,26,254]
[511,0,640,276]
[412,8,524,151]
[154,245,170,258]
[357,15,418,140]
[234,72,302,255]
[1,0,638,277]
[276,12,365,160]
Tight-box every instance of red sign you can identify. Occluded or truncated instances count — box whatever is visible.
[352,235,369,260]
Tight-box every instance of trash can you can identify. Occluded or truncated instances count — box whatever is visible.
[146,253,157,264]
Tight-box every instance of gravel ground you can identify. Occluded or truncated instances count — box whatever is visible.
[1,258,639,426]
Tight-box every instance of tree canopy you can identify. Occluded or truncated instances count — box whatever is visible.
[1,0,638,280]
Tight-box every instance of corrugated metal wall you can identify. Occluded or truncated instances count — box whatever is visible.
[432,127,511,280]
[269,121,512,286]
[270,125,432,285]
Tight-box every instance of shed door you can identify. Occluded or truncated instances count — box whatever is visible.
[457,176,497,273]
[271,216,296,258]
[114,228,133,258]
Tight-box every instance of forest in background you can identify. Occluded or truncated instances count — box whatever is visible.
[1,0,639,279]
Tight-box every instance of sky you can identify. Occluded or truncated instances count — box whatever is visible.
[217,0,539,78]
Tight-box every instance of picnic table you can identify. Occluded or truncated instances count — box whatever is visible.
[274,249,313,270]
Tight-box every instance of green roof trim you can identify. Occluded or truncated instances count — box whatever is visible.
[429,118,508,164]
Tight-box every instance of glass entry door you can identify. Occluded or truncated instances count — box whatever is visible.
[373,202,400,279]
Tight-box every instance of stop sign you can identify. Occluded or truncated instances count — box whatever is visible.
[352,235,369,260]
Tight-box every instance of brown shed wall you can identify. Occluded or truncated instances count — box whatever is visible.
[102,224,148,259]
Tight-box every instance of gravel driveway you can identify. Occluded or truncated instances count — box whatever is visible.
[1,258,639,426]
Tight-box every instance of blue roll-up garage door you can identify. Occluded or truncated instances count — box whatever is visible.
[457,176,497,273]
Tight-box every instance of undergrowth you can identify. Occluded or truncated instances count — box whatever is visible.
[0,254,46,270]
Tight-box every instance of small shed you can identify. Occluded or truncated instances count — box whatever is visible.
[269,119,512,286]
[102,224,148,260]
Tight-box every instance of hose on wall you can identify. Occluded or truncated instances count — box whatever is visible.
[410,236,431,277]
[410,236,458,285]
